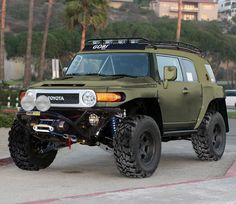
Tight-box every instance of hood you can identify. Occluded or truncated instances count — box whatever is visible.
[30,76,157,90]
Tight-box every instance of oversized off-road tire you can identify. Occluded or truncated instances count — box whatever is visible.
[191,111,226,161]
[8,120,57,170]
[114,115,161,178]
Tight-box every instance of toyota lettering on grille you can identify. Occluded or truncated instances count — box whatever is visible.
[36,93,79,105]
[48,96,65,101]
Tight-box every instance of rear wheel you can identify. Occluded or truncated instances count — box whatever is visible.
[114,115,161,178]
[9,120,57,170]
[191,111,226,161]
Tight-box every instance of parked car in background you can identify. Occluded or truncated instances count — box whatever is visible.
[225,90,236,108]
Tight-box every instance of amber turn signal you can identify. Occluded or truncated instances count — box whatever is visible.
[96,92,124,102]
[19,90,26,101]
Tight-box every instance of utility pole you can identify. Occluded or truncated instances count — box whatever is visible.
[38,0,54,81]
[0,0,6,80]
[176,0,182,42]
[24,0,35,88]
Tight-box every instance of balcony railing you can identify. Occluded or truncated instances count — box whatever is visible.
[170,6,199,12]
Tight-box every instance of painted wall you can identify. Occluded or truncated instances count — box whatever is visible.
[4,58,24,81]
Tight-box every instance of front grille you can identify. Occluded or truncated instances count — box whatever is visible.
[37,93,79,104]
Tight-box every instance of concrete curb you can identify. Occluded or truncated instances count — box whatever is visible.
[0,157,12,166]
[225,161,236,177]
[19,160,236,204]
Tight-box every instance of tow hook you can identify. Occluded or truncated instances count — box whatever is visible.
[63,134,78,149]
[33,124,78,149]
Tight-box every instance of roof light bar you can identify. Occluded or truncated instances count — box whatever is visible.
[105,40,113,44]
[92,40,101,45]
[84,38,203,55]
[86,38,149,45]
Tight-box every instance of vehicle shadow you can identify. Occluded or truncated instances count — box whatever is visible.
[47,147,203,178]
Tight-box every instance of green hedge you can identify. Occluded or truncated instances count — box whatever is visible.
[228,111,236,119]
[0,89,18,108]
[0,113,15,128]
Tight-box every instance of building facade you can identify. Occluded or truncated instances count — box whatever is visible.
[150,0,218,21]
[4,58,24,81]
[109,0,134,9]
[218,0,236,19]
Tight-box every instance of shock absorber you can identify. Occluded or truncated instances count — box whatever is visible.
[110,117,119,137]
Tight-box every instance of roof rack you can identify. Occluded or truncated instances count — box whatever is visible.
[83,38,203,55]
[148,41,202,55]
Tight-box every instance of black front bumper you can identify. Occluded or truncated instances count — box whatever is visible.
[16,107,122,143]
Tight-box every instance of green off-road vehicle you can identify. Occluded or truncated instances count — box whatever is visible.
[9,38,229,178]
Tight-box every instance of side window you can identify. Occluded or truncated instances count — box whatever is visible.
[225,91,236,97]
[156,55,183,81]
[181,59,198,82]
[205,64,216,83]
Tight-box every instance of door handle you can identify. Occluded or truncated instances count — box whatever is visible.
[182,87,189,94]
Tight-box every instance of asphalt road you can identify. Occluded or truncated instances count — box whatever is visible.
[0,119,235,204]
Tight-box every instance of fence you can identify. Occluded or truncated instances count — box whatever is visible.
[1,96,19,108]
[0,89,19,109]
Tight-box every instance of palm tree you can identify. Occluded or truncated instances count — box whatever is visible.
[24,0,35,88]
[38,0,54,81]
[176,0,182,42]
[65,0,108,51]
[0,0,6,81]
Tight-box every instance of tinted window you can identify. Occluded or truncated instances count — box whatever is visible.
[156,55,183,81]
[225,90,236,96]
[182,59,198,82]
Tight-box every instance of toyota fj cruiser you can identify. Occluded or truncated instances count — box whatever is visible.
[9,38,229,178]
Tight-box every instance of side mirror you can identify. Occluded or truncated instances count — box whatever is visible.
[62,67,68,76]
[163,66,177,89]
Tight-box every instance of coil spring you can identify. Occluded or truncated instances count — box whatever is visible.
[110,117,119,137]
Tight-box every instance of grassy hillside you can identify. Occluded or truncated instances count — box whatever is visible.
[6,0,66,33]
[6,0,158,33]
[5,0,236,35]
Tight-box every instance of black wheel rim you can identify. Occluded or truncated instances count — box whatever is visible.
[212,123,223,151]
[139,131,155,165]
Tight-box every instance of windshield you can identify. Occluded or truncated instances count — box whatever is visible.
[66,53,150,77]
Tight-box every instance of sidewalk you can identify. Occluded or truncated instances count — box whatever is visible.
[0,128,10,159]
[21,171,236,204]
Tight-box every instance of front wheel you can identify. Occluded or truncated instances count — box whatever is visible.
[114,115,161,178]
[191,111,226,161]
[9,120,57,171]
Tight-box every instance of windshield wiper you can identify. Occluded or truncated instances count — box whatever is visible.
[82,73,108,76]
[65,73,81,76]
[66,73,108,77]
[65,73,138,78]
[106,74,138,78]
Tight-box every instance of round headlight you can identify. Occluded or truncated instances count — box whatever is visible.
[82,91,96,107]
[35,95,51,112]
[26,91,34,97]
[21,95,35,111]
[89,114,100,126]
